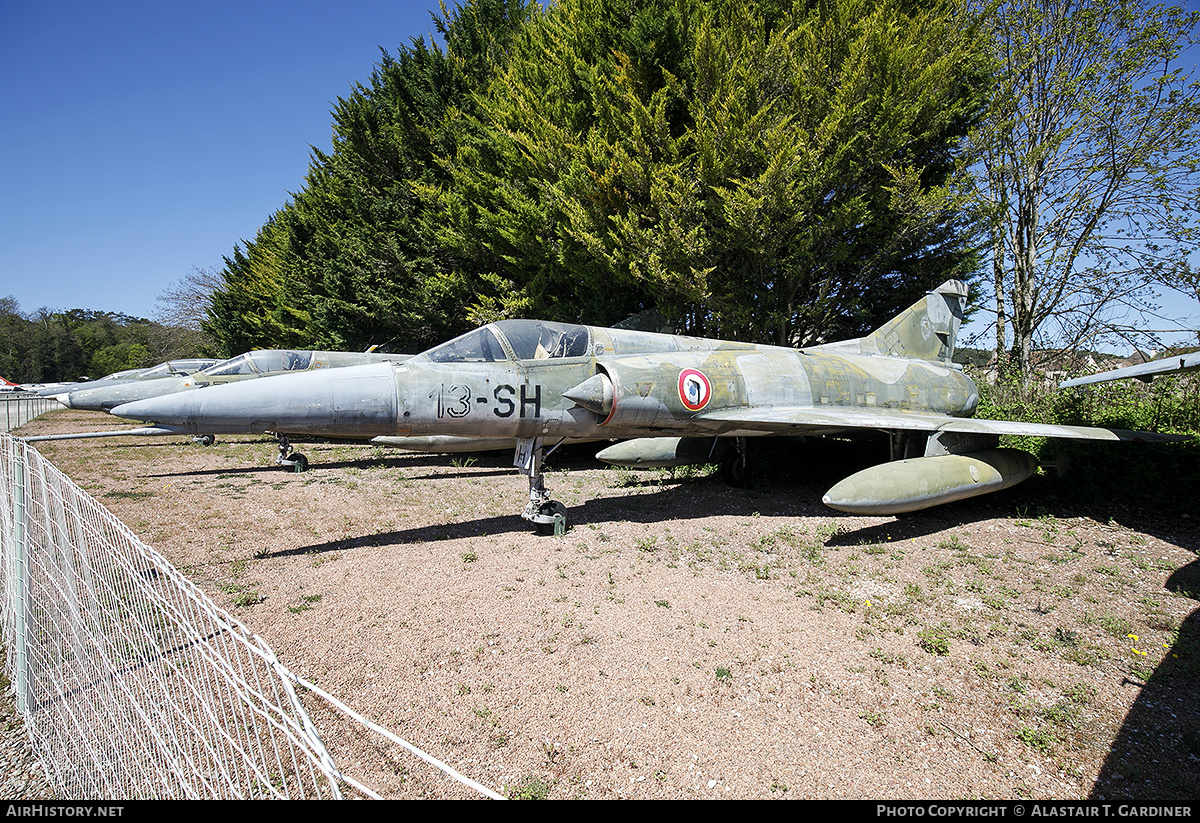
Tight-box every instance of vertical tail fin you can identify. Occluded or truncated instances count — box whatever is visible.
[851,280,968,363]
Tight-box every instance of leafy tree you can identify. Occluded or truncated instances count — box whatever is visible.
[0,296,29,382]
[89,342,152,379]
[429,0,991,344]
[972,0,1200,380]
[0,298,198,383]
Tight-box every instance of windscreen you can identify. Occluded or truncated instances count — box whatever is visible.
[425,328,505,363]
[248,350,313,372]
[202,354,255,376]
[139,363,173,379]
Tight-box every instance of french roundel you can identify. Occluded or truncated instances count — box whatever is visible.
[678,368,712,411]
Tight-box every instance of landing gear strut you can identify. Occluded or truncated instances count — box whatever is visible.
[274,434,308,472]
[516,437,568,535]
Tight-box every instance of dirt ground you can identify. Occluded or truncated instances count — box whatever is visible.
[15,408,1200,800]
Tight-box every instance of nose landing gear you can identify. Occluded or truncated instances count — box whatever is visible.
[516,437,568,535]
[273,434,308,472]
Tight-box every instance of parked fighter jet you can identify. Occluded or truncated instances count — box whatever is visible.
[57,349,409,412]
[110,281,1183,533]
[32,359,219,398]
[93,358,218,385]
[1059,351,1200,388]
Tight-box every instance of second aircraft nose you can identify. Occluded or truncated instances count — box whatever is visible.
[111,361,400,437]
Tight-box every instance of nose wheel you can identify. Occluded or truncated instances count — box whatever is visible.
[274,434,308,472]
[532,500,568,536]
[516,437,568,535]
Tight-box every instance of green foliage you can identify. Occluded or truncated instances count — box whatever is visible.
[507,774,552,799]
[204,0,993,355]
[433,0,991,343]
[0,297,194,383]
[89,342,152,380]
[972,365,1200,512]
[1016,726,1057,754]
[918,624,952,655]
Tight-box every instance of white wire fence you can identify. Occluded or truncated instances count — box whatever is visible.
[0,431,503,799]
[1,395,61,433]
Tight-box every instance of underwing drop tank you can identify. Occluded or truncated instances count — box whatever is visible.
[594,437,721,468]
[822,448,1038,515]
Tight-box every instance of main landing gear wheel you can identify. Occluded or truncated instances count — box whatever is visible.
[720,439,754,488]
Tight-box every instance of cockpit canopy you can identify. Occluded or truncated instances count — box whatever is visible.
[97,368,144,382]
[202,350,315,376]
[425,320,591,363]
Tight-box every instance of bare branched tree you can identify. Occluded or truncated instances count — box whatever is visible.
[971,0,1200,379]
[151,266,222,357]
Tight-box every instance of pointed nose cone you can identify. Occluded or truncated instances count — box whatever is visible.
[563,373,614,417]
[111,362,401,437]
[59,376,190,412]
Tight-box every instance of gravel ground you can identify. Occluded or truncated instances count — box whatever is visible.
[0,681,56,800]
[10,409,1200,800]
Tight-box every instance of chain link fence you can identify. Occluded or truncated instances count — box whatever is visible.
[0,431,502,799]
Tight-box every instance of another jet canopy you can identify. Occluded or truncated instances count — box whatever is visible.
[425,321,591,364]
[203,351,315,376]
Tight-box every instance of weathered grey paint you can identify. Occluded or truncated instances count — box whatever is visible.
[59,350,410,412]
[1059,351,1200,388]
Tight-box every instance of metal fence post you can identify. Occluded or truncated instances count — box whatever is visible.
[12,440,29,716]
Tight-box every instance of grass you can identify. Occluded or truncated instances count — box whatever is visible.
[287,594,322,614]
[918,625,952,656]
[507,775,551,800]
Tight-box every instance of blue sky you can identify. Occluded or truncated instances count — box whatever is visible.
[0,0,440,320]
[0,0,1197,352]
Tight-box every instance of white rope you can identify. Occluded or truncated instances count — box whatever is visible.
[278,666,506,800]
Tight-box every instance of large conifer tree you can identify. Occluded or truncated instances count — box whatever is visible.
[428,0,991,344]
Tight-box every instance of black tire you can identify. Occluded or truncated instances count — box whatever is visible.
[289,453,309,473]
[721,449,753,488]
[534,500,568,535]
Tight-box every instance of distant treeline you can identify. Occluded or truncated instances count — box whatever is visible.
[0,296,206,384]
[201,0,991,357]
